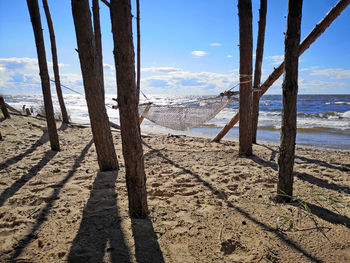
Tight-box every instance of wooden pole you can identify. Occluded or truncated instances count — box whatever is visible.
[93,0,105,97]
[277,0,303,203]
[5,103,21,114]
[42,0,69,124]
[238,0,253,156]
[136,0,141,106]
[212,0,350,142]
[0,96,10,119]
[72,0,118,171]
[27,0,60,151]
[110,0,148,218]
[252,0,267,144]
[109,121,120,130]
[139,103,151,124]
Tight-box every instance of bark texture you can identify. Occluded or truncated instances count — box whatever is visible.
[71,0,118,171]
[277,0,303,203]
[238,0,253,156]
[27,0,60,151]
[110,0,148,218]
[212,0,350,142]
[92,0,105,96]
[42,0,69,124]
[252,0,267,144]
[136,0,141,105]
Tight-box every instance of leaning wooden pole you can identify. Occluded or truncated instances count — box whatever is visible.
[42,0,69,124]
[212,0,350,142]
[252,0,267,144]
[27,0,60,151]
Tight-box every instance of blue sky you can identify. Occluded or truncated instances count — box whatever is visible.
[0,0,349,95]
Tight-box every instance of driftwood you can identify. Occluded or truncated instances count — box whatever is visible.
[109,121,120,130]
[5,103,21,114]
[0,96,10,119]
[212,0,350,142]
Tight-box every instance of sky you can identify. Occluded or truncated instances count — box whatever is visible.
[0,0,349,96]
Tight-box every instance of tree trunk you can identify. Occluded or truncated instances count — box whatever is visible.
[92,0,105,96]
[277,0,303,203]
[238,0,253,156]
[71,0,118,171]
[252,0,267,144]
[212,0,350,143]
[27,0,60,151]
[110,0,148,218]
[0,96,10,119]
[136,0,141,105]
[42,0,69,124]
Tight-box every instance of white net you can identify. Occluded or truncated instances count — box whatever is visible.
[138,94,236,131]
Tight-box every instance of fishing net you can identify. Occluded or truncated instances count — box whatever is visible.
[138,92,238,131]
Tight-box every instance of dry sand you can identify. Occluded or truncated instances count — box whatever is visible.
[0,113,350,263]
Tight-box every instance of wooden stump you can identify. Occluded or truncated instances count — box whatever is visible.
[0,96,10,119]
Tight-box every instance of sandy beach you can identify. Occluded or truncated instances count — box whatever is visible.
[0,113,350,262]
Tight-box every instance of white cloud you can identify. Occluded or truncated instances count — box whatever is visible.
[300,66,319,72]
[309,68,350,79]
[227,55,233,58]
[210,42,222,47]
[140,67,240,95]
[191,50,208,57]
[103,63,115,71]
[141,67,182,73]
[266,55,284,65]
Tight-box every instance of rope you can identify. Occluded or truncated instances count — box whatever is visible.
[50,79,84,95]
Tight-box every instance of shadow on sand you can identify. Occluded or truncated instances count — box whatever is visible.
[68,169,165,262]
[68,170,131,262]
[142,141,325,263]
[10,140,93,261]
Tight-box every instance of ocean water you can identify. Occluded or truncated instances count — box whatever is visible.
[3,93,350,150]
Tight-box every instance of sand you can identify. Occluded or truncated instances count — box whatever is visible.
[0,113,349,263]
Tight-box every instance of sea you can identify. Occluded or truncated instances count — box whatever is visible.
[3,93,350,151]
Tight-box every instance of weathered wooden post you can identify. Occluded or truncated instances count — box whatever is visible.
[277,0,303,203]
[238,0,253,156]
[110,0,148,218]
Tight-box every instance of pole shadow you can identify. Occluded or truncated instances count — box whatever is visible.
[296,172,350,194]
[68,170,131,263]
[295,155,350,172]
[291,200,350,228]
[131,218,165,263]
[0,132,49,171]
[0,149,57,207]
[142,141,324,263]
[11,140,93,261]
